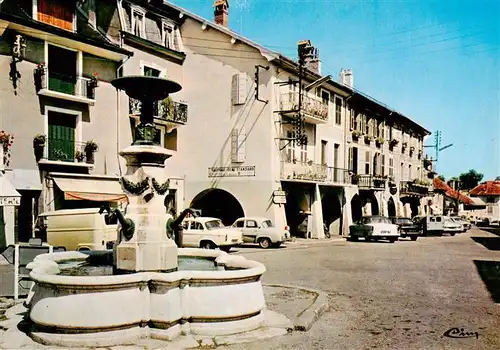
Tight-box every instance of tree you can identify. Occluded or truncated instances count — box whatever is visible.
[438,175,445,182]
[459,169,484,190]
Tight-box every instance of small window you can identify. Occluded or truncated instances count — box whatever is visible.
[430,217,435,222]
[192,222,203,230]
[335,97,342,125]
[246,220,257,228]
[436,217,442,222]
[235,220,244,228]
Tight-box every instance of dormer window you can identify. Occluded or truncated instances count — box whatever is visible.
[162,21,175,50]
[130,6,146,38]
[35,0,76,31]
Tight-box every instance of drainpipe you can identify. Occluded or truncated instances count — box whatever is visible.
[116,54,132,176]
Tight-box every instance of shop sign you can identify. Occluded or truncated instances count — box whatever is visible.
[208,166,256,178]
[0,196,20,206]
[272,190,287,204]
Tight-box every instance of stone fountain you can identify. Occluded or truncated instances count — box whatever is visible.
[23,76,268,347]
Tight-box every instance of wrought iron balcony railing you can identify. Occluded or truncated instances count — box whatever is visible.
[129,98,188,124]
[400,181,430,196]
[279,92,329,123]
[280,161,350,184]
[35,70,96,100]
[352,174,386,190]
[47,139,94,163]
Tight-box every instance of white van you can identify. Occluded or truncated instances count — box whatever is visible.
[414,215,445,236]
[35,208,118,251]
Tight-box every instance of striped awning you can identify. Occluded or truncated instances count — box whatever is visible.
[53,177,128,203]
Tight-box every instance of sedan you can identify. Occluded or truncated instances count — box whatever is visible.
[390,217,421,241]
[232,217,289,249]
[349,216,400,243]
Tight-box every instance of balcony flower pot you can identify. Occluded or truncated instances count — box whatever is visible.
[86,72,99,99]
[84,140,99,164]
[0,131,14,167]
[389,138,399,146]
[376,137,385,146]
[352,130,361,140]
[33,134,46,162]
[364,135,372,143]
[33,63,47,92]
[75,151,85,163]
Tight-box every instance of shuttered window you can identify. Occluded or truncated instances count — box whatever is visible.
[231,73,248,105]
[231,127,246,163]
[365,151,370,174]
[48,111,76,162]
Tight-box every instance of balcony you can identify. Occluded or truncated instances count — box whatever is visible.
[280,161,349,185]
[279,92,328,124]
[352,174,386,190]
[400,180,430,196]
[130,98,188,125]
[35,70,96,105]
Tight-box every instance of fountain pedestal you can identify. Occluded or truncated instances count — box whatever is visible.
[116,145,177,272]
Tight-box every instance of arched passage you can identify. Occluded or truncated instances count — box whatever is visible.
[351,194,362,223]
[387,197,396,217]
[410,200,420,218]
[190,189,244,226]
[370,193,380,216]
[322,190,342,232]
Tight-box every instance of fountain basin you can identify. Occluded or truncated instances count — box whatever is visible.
[25,249,266,347]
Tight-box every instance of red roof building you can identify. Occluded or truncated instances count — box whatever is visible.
[433,178,474,205]
[469,181,500,197]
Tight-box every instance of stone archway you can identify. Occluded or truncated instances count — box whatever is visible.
[387,196,396,217]
[370,193,380,216]
[190,188,244,226]
[321,190,342,235]
[351,194,362,223]
[410,199,420,218]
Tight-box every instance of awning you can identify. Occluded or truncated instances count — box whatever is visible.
[0,174,21,206]
[5,169,42,191]
[53,177,128,203]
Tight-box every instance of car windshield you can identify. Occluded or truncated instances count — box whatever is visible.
[396,218,413,225]
[261,220,273,228]
[205,220,224,230]
[364,216,391,224]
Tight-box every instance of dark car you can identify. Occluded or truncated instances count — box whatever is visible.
[390,217,421,241]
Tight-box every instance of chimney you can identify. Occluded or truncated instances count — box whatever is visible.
[340,68,353,88]
[214,0,229,27]
[297,40,321,75]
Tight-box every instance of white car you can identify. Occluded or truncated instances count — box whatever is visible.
[232,217,289,249]
[349,216,400,243]
[442,217,461,236]
[181,217,243,252]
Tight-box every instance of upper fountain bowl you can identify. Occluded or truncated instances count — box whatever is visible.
[111,76,182,100]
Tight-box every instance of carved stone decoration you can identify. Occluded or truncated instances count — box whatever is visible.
[121,176,150,195]
[153,178,170,195]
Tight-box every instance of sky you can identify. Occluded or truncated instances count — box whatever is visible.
[172,0,500,181]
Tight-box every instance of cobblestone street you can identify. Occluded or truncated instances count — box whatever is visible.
[227,228,500,350]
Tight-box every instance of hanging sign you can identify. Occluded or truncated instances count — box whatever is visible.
[272,190,287,204]
[0,196,20,206]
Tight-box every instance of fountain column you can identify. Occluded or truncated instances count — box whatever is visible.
[112,76,182,272]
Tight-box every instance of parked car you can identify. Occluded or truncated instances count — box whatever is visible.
[450,216,471,232]
[413,215,445,236]
[390,217,421,241]
[349,216,400,243]
[442,216,462,236]
[181,217,243,251]
[232,217,289,248]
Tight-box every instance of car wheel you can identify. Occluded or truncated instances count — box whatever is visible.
[258,238,271,249]
[450,233,456,236]
[411,236,418,241]
[388,237,397,243]
[200,241,216,249]
[271,242,282,248]
[350,236,359,242]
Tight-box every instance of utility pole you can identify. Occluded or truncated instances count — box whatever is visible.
[423,130,453,173]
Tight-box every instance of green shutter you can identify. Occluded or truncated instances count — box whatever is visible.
[48,112,76,162]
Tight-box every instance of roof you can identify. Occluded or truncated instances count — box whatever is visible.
[433,178,474,205]
[469,181,500,196]
[160,1,430,136]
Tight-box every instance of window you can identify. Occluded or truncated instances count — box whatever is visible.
[286,131,295,162]
[389,157,394,177]
[401,162,405,180]
[300,139,307,163]
[191,222,203,230]
[235,220,244,228]
[47,44,78,96]
[48,111,77,162]
[321,140,327,165]
[372,153,378,175]
[486,197,496,203]
[365,117,370,135]
[335,97,342,125]
[131,6,146,38]
[246,220,257,228]
[322,90,330,105]
[162,22,175,49]
[144,66,161,77]
[365,151,370,174]
[231,127,246,163]
[381,154,385,176]
[37,0,75,31]
[408,164,412,179]
[153,125,177,151]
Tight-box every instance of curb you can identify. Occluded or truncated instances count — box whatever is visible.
[263,283,329,332]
